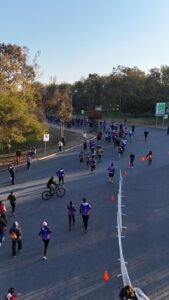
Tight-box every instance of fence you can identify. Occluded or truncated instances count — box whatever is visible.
[117,170,150,300]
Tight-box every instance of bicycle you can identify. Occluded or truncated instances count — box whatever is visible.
[42,185,65,200]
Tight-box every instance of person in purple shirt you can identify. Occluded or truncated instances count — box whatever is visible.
[79,198,91,233]
[67,201,76,230]
[108,163,115,183]
[56,168,65,185]
[39,221,52,260]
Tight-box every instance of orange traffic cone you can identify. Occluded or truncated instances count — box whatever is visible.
[103,270,109,281]
[111,195,116,201]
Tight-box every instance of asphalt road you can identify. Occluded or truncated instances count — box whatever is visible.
[0,125,169,299]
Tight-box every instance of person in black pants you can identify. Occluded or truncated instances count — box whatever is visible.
[9,221,22,257]
[39,221,52,260]
[129,153,135,168]
[8,164,15,185]
[79,198,91,233]
[7,191,16,216]
[67,201,76,230]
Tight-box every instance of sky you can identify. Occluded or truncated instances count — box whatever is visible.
[1,0,169,84]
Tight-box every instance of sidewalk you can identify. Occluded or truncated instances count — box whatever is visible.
[0,124,95,172]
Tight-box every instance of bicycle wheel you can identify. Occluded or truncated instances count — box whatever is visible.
[42,190,51,200]
[56,187,65,197]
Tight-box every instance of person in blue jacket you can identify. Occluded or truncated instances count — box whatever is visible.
[56,168,65,185]
[39,221,52,260]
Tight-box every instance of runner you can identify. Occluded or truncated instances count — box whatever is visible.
[79,151,84,163]
[56,168,65,186]
[39,221,52,260]
[144,130,149,142]
[67,201,76,230]
[0,212,7,247]
[146,150,153,165]
[9,221,23,257]
[108,163,115,183]
[90,158,96,174]
[79,198,91,233]
[97,145,103,163]
[129,152,135,168]
[7,191,16,216]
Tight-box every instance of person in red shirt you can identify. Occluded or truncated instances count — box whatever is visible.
[6,288,20,300]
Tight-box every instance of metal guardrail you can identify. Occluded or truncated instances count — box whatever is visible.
[117,170,150,300]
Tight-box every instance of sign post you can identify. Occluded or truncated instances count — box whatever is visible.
[155,102,169,126]
[43,134,50,155]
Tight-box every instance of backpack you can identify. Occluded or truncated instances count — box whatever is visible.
[10,232,17,240]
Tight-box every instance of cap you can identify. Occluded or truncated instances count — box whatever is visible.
[42,221,48,227]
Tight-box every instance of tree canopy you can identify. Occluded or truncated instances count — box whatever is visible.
[0,43,45,147]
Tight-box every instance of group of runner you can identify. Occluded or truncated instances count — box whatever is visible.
[2,119,156,299]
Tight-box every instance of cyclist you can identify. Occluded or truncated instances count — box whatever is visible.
[47,176,57,194]
[56,168,65,186]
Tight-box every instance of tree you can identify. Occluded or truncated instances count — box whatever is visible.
[0,43,35,93]
[0,93,45,146]
[0,43,46,147]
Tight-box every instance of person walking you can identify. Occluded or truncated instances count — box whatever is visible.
[58,140,63,151]
[8,164,15,185]
[79,198,91,233]
[67,201,76,230]
[16,149,21,164]
[129,152,135,168]
[56,168,65,186]
[39,221,52,260]
[26,155,32,169]
[9,221,22,257]
[7,191,16,216]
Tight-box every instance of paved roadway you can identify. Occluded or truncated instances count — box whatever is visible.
[0,126,169,299]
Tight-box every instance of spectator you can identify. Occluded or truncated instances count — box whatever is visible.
[58,140,63,151]
[5,288,20,300]
[119,285,138,300]
[16,149,21,164]
[26,155,32,169]
[61,137,65,146]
